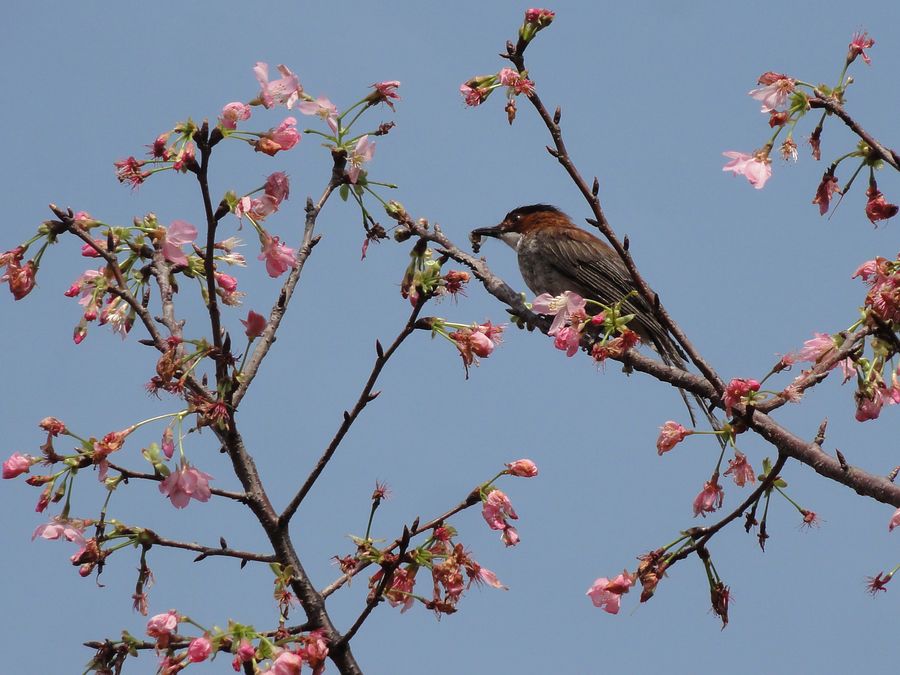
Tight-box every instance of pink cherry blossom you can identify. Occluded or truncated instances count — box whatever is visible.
[470,329,495,358]
[586,571,635,614]
[693,479,724,517]
[501,526,520,547]
[347,135,375,184]
[498,68,535,96]
[162,220,197,267]
[865,185,899,224]
[656,421,691,455]
[459,83,489,107]
[219,101,252,130]
[748,76,795,113]
[235,196,278,223]
[532,291,587,335]
[264,172,290,205]
[813,172,841,215]
[482,489,518,530]
[298,96,339,133]
[146,610,179,643]
[476,566,507,589]
[722,151,772,190]
[849,31,875,65]
[553,325,581,356]
[32,517,86,543]
[270,650,303,675]
[3,452,33,479]
[188,637,213,663]
[253,62,303,109]
[855,387,885,422]
[505,459,538,477]
[241,310,267,338]
[792,332,836,364]
[159,464,213,508]
[258,234,297,278]
[724,451,756,487]
[368,81,401,110]
[890,508,900,532]
[722,377,761,417]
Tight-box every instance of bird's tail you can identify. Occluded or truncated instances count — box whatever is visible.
[652,333,727,448]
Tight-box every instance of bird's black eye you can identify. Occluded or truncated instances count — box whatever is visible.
[513,213,522,221]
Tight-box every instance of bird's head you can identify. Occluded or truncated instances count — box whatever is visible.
[470,204,572,252]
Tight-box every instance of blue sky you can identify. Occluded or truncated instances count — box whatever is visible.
[3,2,900,673]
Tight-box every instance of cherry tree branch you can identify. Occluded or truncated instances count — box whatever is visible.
[213,424,361,674]
[322,487,482,598]
[233,155,345,408]
[117,526,276,563]
[279,295,427,526]
[809,93,900,170]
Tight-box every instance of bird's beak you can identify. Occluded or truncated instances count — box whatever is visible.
[469,223,504,253]
[470,223,504,239]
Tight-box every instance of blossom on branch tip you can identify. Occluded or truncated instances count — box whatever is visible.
[498,68,535,96]
[159,464,213,508]
[347,135,375,184]
[748,74,795,113]
[848,31,875,65]
[219,101,252,130]
[258,234,297,278]
[586,571,635,615]
[813,172,841,215]
[3,452,34,479]
[723,378,761,417]
[241,310,267,338]
[505,459,538,477]
[253,62,303,109]
[693,478,724,517]
[298,96,339,133]
[32,517,86,543]
[656,421,691,455]
[161,220,197,267]
[724,451,755,487]
[188,637,212,663]
[269,650,303,675]
[366,81,401,111]
[532,291,586,335]
[865,184,899,225]
[255,117,300,156]
[722,151,772,190]
[146,610,180,647]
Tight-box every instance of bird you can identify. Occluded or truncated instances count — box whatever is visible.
[471,204,715,428]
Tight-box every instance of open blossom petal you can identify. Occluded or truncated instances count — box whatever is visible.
[656,421,691,455]
[219,101,251,130]
[347,135,376,184]
[748,77,795,113]
[587,572,635,614]
[722,151,772,190]
[298,96,339,133]
[162,220,197,267]
[258,235,297,278]
[159,464,213,508]
[890,508,900,532]
[505,459,538,477]
[254,62,303,109]
[3,452,33,479]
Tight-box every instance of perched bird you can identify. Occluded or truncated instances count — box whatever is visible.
[471,204,712,426]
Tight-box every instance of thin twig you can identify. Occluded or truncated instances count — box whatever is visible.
[280,297,426,526]
[322,488,482,598]
[233,174,341,408]
[809,93,900,171]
